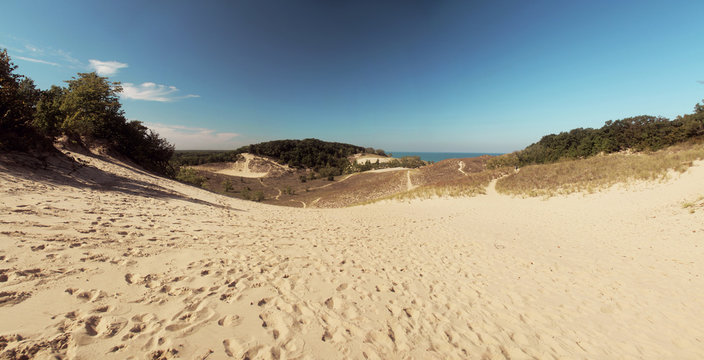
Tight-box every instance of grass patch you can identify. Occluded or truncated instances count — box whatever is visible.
[175,167,207,187]
[496,141,704,197]
[682,195,704,213]
[351,168,507,206]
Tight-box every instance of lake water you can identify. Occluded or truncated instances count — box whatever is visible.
[390,152,503,163]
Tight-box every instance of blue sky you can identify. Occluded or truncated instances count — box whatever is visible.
[2,1,703,152]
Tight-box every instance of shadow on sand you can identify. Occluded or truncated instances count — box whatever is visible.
[0,150,243,212]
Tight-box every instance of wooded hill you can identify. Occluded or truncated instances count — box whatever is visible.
[235,139,364,170]
[489,104,704,168]
[0,49,174,176]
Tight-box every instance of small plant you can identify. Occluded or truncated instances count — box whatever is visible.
[222,179,233,192]
[299,175,307,183]
[239,188,264,201]
[682,195,704,214]
[252,191,265,202]
[175,167,206,187]
[284,186,295,195]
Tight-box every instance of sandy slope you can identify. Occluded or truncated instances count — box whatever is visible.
[192,153,290,178]
[1,151,703,359]
[349,154,396,164]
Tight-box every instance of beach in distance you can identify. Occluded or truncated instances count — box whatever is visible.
[390,152,504,162]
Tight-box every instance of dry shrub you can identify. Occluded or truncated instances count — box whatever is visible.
[496,141,704,197]
[354,168,508,205]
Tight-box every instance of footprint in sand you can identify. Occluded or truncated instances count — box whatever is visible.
[223,339,265,359]
[0,291,32,307]
[217,315,242,327]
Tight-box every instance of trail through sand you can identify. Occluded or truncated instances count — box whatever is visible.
[1,151,704,359]
[193,153,279,178]
[308,173,358,191]
[406,170,417,191]
[458,160,468,176]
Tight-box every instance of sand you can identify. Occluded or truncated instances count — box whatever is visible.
[192,153,289,178]
[350,154,396,164]
[1,150,703,359]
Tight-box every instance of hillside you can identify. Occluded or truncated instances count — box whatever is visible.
[234,139,365,171]
[2,145,704,359]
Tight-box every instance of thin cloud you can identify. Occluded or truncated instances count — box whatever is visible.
[89,59,128,76]
[145,123,239,150]
[122,82,199,102]
[1,37,81,68]
[24,44,43,54]
[698,80,704,85]
[15,56,59,67]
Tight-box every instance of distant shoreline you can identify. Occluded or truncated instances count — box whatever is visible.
[390,152,503,162]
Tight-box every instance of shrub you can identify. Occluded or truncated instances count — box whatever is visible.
[175,167,206,187]
[222,179,233,192]
[252,191,265,202]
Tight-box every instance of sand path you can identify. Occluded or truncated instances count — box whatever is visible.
[458,160,468,176]
[406,170,417,191]
[308,173,357,191]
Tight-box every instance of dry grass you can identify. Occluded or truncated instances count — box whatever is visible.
[496,141,704,197]
[354,168,507,206]
[682,195,704,214]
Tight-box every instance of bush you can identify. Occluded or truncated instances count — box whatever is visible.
[222,179,233,192]
[251,191,265,202]
[175,167,206,187]
[486,152,519,169]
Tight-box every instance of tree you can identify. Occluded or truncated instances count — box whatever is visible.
[33,85,66,138]
[115,120,175,176]
[0,49,44,150]
[695,99,704,114]
[60,72,124,142]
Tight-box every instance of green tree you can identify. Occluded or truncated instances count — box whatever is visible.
[0,49,41,149]
[695,99,704,114]
[33,85,66,138]
[60,72,124,142]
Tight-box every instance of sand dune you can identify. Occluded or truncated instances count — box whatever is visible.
[349,154,396,164]
[1,150,703,359]
[192,153,291,178]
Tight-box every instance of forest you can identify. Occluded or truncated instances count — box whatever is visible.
[172,150,242,166]
[0,49,175,176]
[172,140,389,178]
[235,139,364,169]
[488,104,704,168]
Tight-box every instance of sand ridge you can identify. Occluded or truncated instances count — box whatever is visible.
[1,150,703,359]
[192,153,291,178]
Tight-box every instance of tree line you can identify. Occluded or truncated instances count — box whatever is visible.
[488,103,704,168]
[0,49,175,176]
[235,138,365,171]
[172,150,242,166]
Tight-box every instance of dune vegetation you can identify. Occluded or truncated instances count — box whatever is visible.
[495,140,704,197]
[0,50,175,176]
